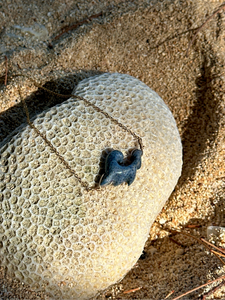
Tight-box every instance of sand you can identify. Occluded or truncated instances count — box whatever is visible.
[0,0,225,299]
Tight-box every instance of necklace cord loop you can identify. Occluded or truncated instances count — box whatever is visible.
[13,74,144,190]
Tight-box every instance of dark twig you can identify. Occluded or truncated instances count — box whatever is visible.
[4,55,8,85]
[162,228,225,300]
[211,249,225,258]
[201,238,225,255]
[200,280,225,300]
[167,229,225,266]
[53,12,102,41]
[169,236,185,247]
[186,2,225,57]
[171,275,225,300]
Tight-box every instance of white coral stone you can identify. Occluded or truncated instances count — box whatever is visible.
[0,73,182,299]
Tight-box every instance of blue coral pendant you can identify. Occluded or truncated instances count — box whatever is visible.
[100,149,143,187]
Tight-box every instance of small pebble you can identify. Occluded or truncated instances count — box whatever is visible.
[175,248,184,255]
[149,247,157,255]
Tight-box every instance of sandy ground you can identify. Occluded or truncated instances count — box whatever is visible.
[0,0,225,299]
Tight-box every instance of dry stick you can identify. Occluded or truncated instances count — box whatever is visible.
[164,290,175,299]
[201,238,225,254]
[171,275,225,300]
[211,249,225,258]
[186,2,225,57]
[4,56,8,85]
[164,229,225,300]
[168,229,225,266]
[201,280,225,300]
[169,236,184,247]
[123,287,142,294]
[184,224,201,229]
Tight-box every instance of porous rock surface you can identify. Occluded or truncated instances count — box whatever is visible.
[0,73,182,299]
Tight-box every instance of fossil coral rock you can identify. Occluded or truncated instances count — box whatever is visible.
[0,73,182,299]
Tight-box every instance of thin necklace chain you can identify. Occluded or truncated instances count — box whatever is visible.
[15,75,144,191]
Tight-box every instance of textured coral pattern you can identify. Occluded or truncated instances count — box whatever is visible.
[0,73,182,299]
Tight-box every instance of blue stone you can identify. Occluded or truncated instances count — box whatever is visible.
[100,149,143,187]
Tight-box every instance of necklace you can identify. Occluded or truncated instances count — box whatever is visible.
[18,74,144,191]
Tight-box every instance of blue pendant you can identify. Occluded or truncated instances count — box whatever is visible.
[100,149,143,187]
